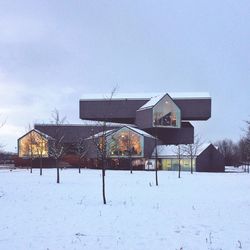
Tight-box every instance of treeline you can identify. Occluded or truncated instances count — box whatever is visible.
[216,121,250,166]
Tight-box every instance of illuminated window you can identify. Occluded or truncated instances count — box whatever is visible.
[107,127,144,158]
[153,95,181,128]
[18,130,49,158]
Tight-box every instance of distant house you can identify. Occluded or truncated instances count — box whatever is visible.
[151,143,225,172]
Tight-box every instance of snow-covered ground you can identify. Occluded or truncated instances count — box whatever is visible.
[0,168,250,250]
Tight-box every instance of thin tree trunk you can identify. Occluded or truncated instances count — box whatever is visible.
[56,159,60,183]
[102,157,106,204]
[39,157,42,176]
[190,154,193,174]
[79,164,81,174]
[155,160,158,186]
[130,156,133,174]
[178,158,181,178]
[155,128,159,186]
[30,158,33,173]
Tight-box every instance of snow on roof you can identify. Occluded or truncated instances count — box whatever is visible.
[35,121,136,127]
[86,126,156,140]
[122,126,156,139]
[85,129,115,140]
[80,120,136,127]
[32,129,54,140]
[152,145,179,157]
[169,92,210,99]
[152,143,213,157]
[137,93,166,110]
[80,92,210,100]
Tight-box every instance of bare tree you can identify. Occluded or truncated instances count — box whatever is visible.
[27,125,36,173]
[183,135,203,174]
[154,128,159,186]
[75,138,89,173]
[245,121,250,164]
[173,145,183,178]
[123,129,134,174]
[240,121,250,171]
[90,87,117,204]
[34,131,48,176]
[49,109,67,184]
[215,139,239,166]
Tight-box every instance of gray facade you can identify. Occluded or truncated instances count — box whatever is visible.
[196,144,225,172]
[145,122,194,145]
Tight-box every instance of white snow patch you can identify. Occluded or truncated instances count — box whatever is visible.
[0,169,249,250]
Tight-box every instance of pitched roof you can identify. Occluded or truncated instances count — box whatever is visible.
[120,126,156,139]
[151,143,214,157]
[18,129,53,141]
[137,93,166,110]
[87,125,156,140]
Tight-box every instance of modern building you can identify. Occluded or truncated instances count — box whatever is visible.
[16,92,219,171]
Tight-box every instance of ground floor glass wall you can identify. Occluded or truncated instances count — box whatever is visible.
[161,158,196,171]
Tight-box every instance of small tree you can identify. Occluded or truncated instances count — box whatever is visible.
[91,87,117,204]
[154,128,159,186]
[26,125,37,173]
[34,132,48,176]
[173,145,183,178]
[215,139,239,166]
[75,138,89,173]
[183,135,202,174]
[49,109,67,184]
[126,130,134,174]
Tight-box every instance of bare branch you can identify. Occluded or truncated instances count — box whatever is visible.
[50,109,67,125]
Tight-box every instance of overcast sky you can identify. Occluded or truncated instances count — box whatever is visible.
[0,0,249,152]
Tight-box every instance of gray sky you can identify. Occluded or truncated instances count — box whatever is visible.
[0,0,249,152]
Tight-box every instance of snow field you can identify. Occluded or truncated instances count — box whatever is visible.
[0,168,250,250]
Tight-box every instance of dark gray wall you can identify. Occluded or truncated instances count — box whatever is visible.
[79,97,211,122]
[145,122,194,145]
[174,98,211,120]
[144,136,157,158]
[135,108,153,129]
[79,99,147,123]
[196,144,225,172]
[34,124,120,144]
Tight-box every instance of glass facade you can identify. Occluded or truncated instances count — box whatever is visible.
[107,127,144,158]
[19,130,49,158]
[161,158,196,171]
[153,95,181,128]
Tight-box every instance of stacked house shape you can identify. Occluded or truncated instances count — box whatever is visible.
[18,92,216,170]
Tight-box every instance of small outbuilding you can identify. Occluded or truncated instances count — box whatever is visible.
[196,144,225,172]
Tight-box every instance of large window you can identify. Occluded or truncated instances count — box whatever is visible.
[153,95,181,128]
[107,128,144,158]
[161,158,196,171]
[19,130,49,158]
